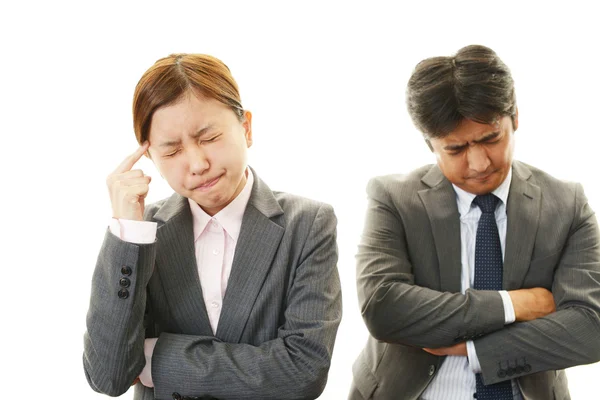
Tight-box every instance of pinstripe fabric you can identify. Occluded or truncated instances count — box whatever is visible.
[84,168,342,399]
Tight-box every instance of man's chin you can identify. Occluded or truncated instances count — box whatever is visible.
[462,180,501,195]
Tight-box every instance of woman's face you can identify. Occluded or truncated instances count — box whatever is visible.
[148,92,252,216]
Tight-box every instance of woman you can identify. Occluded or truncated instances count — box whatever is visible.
[83,54,342,400]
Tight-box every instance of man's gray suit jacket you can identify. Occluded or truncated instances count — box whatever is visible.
[350,161,600,400]
[83,169,342,400]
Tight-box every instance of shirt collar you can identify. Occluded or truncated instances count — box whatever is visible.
[188,168,254,242]
[452,168,512,217]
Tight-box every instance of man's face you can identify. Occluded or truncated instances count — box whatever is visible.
[148,92,252,216]
[428,115,517,195]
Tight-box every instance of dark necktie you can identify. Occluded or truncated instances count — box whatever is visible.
[472,194,513,400]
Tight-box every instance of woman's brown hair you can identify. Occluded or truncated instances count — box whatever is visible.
[132,53,244,144]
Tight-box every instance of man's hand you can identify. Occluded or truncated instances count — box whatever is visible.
[423,342,467,357]
[106,142,151,221]
[509,287,556,322]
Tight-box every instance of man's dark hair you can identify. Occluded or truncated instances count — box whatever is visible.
[406,44,517,140]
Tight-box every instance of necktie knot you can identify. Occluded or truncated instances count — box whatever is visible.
[473,193,500,214]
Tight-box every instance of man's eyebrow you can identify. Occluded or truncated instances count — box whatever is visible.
[157,126,214,148]
[443,131,501,151]
[473,131,501,143]
[443,142,468,151]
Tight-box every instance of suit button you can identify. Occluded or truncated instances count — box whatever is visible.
[524,364,532,373]
[121,266,132,276]
[118,289,129,299]
[498,369,506,378]
[119,277,131,288]
[172,393,182,400]
[428,365,436,376]
[506,367,514,376]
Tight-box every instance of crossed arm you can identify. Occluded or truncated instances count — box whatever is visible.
[84,204,342,399]
[357,180,600,383]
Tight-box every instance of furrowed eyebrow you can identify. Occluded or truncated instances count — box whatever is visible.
[444,143,468,151]
[190,126,214,139]
[158,140,180,149]
[473,131,501,143]
[157,126,215,148]
[443,131,501,151]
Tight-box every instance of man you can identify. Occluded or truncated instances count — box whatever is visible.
[350,45,600,399]
[83,53,342,399]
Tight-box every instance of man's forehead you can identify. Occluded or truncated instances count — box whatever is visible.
[441,117,508,143]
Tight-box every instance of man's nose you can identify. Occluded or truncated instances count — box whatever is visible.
[467,145,491,173]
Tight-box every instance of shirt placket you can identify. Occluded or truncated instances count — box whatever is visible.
[205,218,225,333]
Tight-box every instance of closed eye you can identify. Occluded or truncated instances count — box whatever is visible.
[200,135,220,144]
[447,145,467,155]
[484,138,501,144]
[164,149,180,157]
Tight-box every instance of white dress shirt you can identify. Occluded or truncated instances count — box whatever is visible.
[421,169,523,400]
[109,168,254,388]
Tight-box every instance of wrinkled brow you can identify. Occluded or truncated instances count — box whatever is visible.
[157,126,215,148]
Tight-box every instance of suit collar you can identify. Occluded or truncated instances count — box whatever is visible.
[421,164,447,188]
[153,199,212,335]
[246,166,284,219]
[153,191,189,224]
[419,165,463,293]
[512,160,533,182]
[453,168,512,218]
[188,168,255,243]
[153,166,283,225]
[216,169,285,342]
[419,161,540,292]
[503,161,541,289]
[152,167,285,340]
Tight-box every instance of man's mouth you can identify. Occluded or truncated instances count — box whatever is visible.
[468,171,495,182]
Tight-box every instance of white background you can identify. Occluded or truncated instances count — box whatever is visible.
[1,1,599,398]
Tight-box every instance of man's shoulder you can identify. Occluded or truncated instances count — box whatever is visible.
[367,164,436,195]
[514,161,580,194]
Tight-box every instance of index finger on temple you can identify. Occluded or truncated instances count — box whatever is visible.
[113,142,150,174]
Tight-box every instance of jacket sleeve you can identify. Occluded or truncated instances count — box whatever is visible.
[150,204,342,400]
[83,229,156,396]
[357,177,506,348]
[474,182,600,385]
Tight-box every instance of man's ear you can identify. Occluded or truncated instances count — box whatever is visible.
[243,110,253,148]
[512,108,519,132]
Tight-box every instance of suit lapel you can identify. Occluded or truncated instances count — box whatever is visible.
[418,166,462,293]
[216,170,285,342]
[503,162,541,290]
[154,194,213,336]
